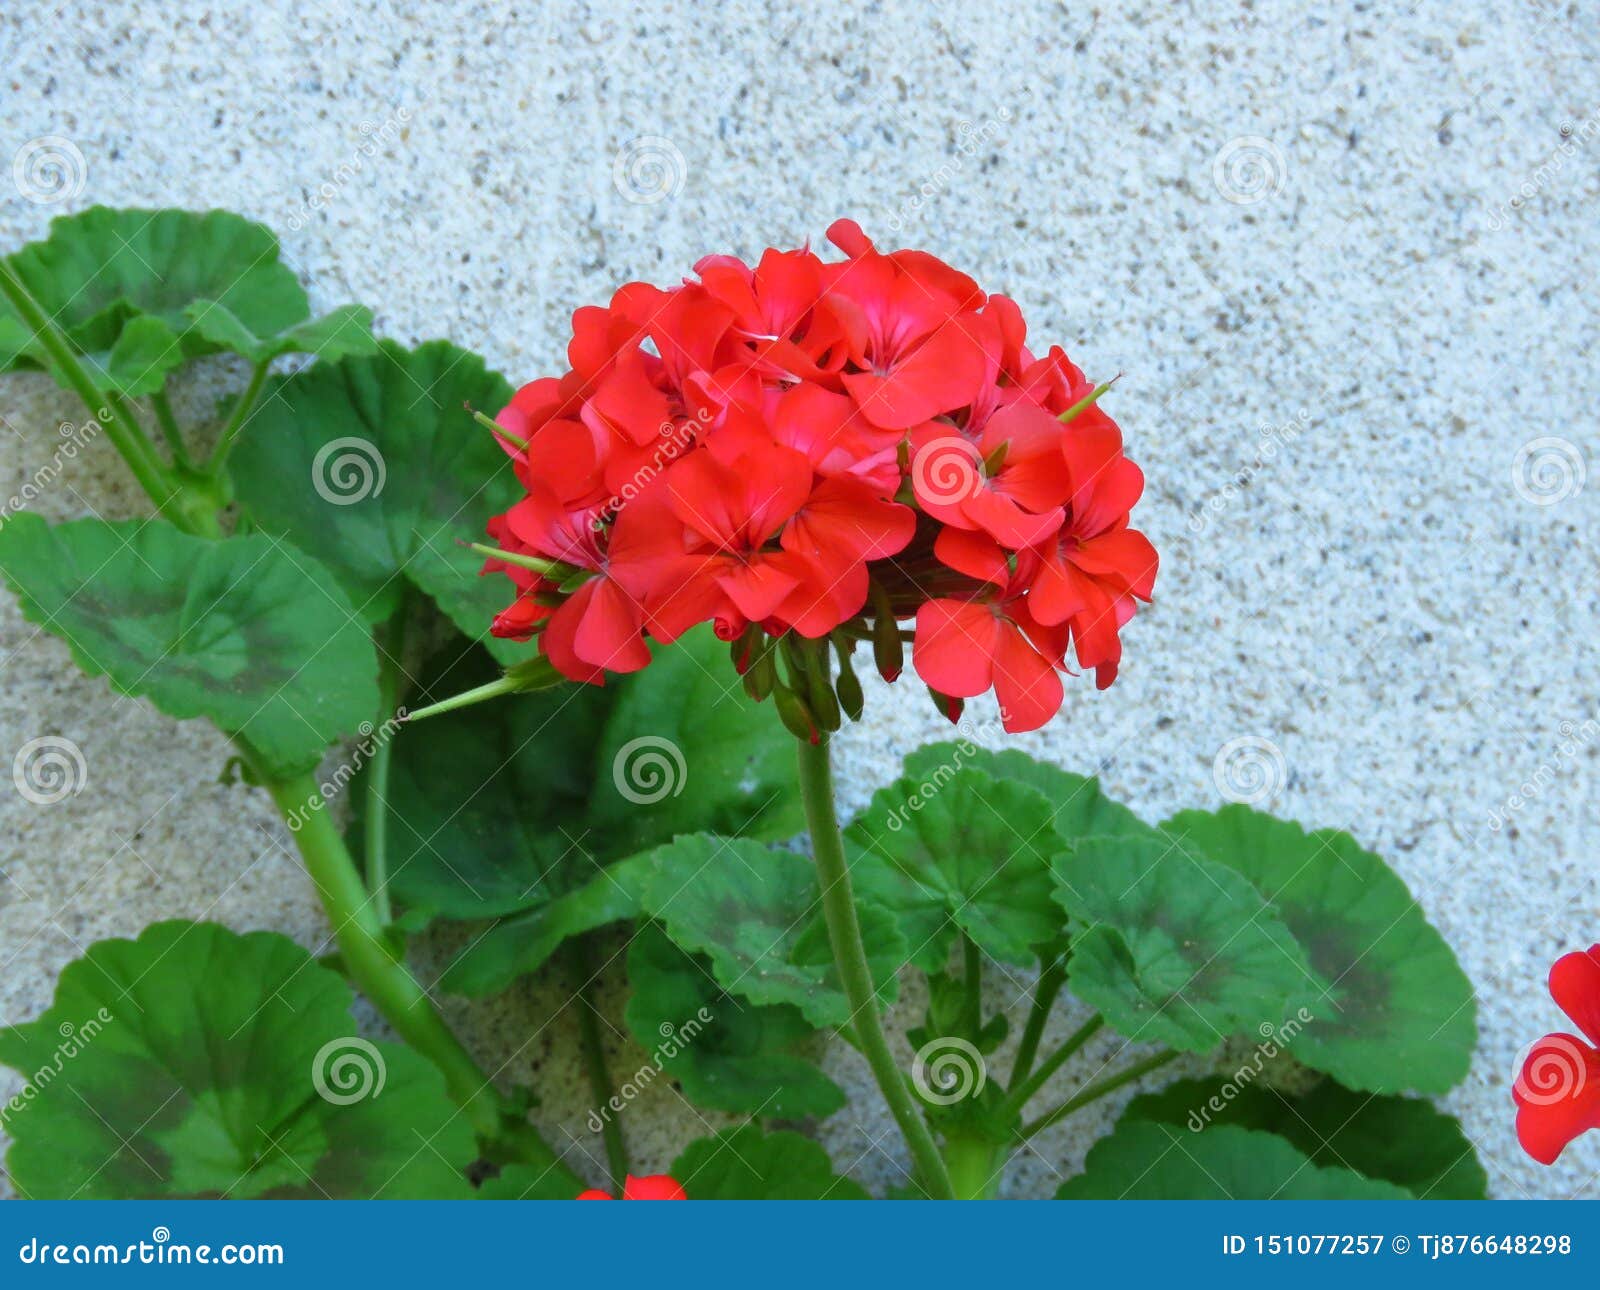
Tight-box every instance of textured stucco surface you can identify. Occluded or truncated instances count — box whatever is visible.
[1,0,1598,1200]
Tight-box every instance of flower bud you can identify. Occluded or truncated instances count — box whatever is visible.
[833,641,865,722]
[926,685,963,725]
[869,581,903,682]
[773,683,821,744]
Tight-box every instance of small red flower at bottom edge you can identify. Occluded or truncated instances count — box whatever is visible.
[576,1174,687,1200]
[1514,944,1600,1164]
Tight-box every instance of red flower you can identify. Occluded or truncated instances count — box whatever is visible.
[483,222,1157,732]
[576,1174,687,1200]
[1514,945,1600,1164]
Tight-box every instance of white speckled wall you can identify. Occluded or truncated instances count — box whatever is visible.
[2,0,1597,1199]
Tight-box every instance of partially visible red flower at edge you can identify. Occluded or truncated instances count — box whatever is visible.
[576,1173,687,1200]
[1514,945,1600,1164]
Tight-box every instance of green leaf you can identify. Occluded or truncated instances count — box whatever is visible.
[439,853,655,996]
[1054,834,1327,1051]
[1058,1121,1412,1200]
[0,207,339,391]
[384,626,801,939]
[624,923,844,1118]
[80,315,185,396]
[0,514,377,777]
[184,300,377,365]
[638,834,905,1028]
[671,1126,868,1199]
[0,921,474,1198]
[1160,806,1476,1094]
[585,629,805,854]
[475,1164,577,1200]
[230,340,517,648]
[1123,1076,1487,1199]
[903,743,1152,845]
[845,768,1061,970]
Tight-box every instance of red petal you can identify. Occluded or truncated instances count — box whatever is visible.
[1513,1033,1600,1164]
[912,600,1000,698]
[933,526,1009,585]
[621,1173,688,1200]
[782,476,915,563]
[572,577,651,674]
[1551,946,1600,1047]
[992,621,1064,733]
[844,325,989,429]
[575,1189,614,1200]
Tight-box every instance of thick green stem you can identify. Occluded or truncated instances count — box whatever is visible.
[1020,1049,1181,1139]
[569,938,628,1189]
[263,769,578,1191]
[1010,958,1067,1084]
[797,736,955,1200]
[944,1133,1001,1200]
[149,389,192,469]
[0,258,215,533]
[1003,1013,1104,1115]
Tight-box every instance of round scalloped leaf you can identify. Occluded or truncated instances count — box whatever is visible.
[845,767,1062,969]
[903,743,1153,845]
[0,514,377,777]
[1160,806,1476,1095]
[671,1126,868,1199]
[624,923,844,1119]
[475,1164,579,1200]
[1054,834,1327,1051]
[1122,1076,1487,1199]
[230,340,520,648]
[637,834,906,1028]
[0,207,368,391]
[378,626,800,933]
[1056,1121,1411,1200]
[0,921,474,1199]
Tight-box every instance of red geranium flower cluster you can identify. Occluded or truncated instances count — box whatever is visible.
[1514,945,1600,1164]
[576,1173,686,1200]
[483,220,1156,734]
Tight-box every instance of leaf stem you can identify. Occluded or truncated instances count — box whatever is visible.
[205,358,269,475]
[1002,1013,1104,1115]
[1010,958,1067,1085]
[363,606,408,926]
[796,735,955,1200]
[961,935,983,1039]
[0,258,209,533]
[1019,1049,1180,1139]
[569,937,628,1190]
[260,765,578,1191]
[149,389,192,470]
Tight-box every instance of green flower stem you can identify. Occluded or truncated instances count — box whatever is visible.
[569,937,628,1190]
[1019,1049,1180,1140]
[1010,958,1067,1084]
[0,258,213,535]
[204,358,269,475]
[796,735,955,1200]
[961,935,983,1038]
[944,1133,1001,1200]
[1002,1013,1104,1115]
[262,768,578,1191]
